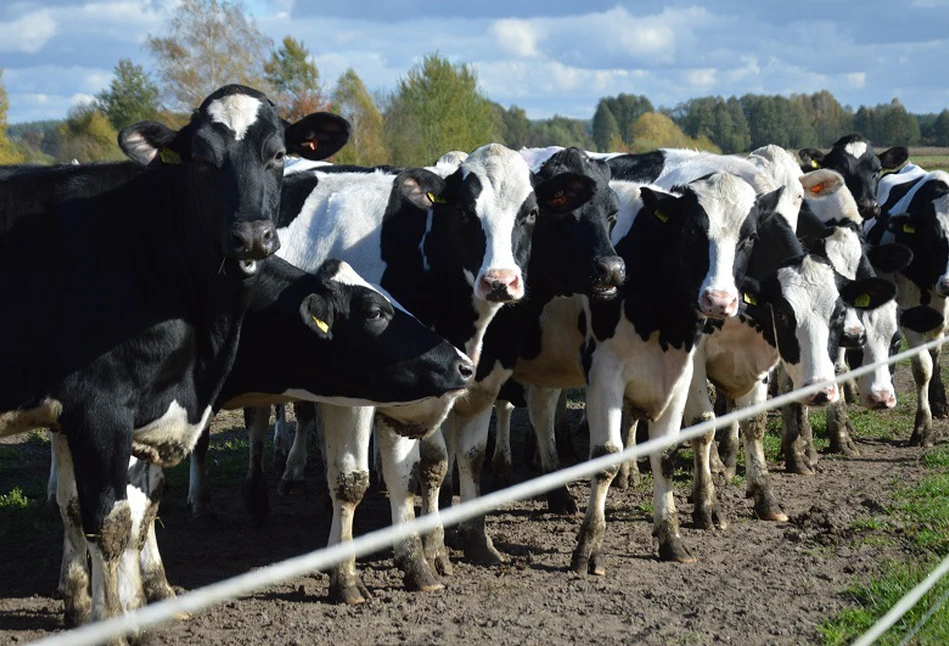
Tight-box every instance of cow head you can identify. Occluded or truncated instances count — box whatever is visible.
[288,259,474,437]
[799,134,908,220]
[748,145,806,229]
[885,177,949,295]
[394,143,595,305]
[528,148,625,300]
[119,84,350,274]
[800,168,862,225]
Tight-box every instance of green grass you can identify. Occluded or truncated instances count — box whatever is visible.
[820,447,949,645]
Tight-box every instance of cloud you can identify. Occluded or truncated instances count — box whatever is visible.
[490,19,540,59]
[847,72,866,89]
[686,68,717,88]
[0,9,57,53]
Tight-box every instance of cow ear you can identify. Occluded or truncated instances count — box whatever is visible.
[119,121,181,166]
[868,243,913,274]
[285,113,351,161]
[917,179,949,204]
[800,169,845,197]
[394,168,453,210]
[901,306,943,333]
[535,172,596,214]
[737,276,762,309]
[754,186,784,214]
[640,187,682,227]
[840,277,896,310]
[299,293,334,340]
[887,214,916,235]
[878,146,909,171]
[799,148,824,169]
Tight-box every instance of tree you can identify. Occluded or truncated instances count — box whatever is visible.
[592,101,620,152]
[628,112,720,153]
[146,0,271,110]
[601,93,653,145]
[331,68,387,165]
[494,104,532,149]
[264,36,326,121]
[933,109,949,147]
[384,53,498,167]
[95,59,161,130]
[56,103,123,163]
[0,70,23,164]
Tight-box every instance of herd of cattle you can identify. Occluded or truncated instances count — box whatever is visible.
[3,84,949,638]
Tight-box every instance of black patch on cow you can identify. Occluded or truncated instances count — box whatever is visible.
[605,150,666,183]
[578,309,587,337]
[886,178,949,294]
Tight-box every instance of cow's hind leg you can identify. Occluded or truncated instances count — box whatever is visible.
[187,425,217,520]
[52,433,92,627]
[526,387,576,514]
[418,429,452,576]
[242,406,271,527]
[740,383,788,522]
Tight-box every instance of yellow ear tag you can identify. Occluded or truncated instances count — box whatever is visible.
[654,209,668,223]
[854,293,871,308]
[310,315,330,334]
[550,190,568,208]
[810,159,820,169]
[743,292,757,306]
[426,191,447,205]
[159,147,181,165]
[903,223,916,234]
[810,183,824,194]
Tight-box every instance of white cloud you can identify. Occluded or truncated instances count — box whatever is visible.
[490,18,541,59]
[0,9,57,53]
[847,72,866,88]
[686,68,717,88]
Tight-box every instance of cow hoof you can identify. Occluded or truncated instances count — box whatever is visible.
[277,478,306,497]
[658,538,696,563]
[830,440,860,457]
[490,465,515,491]
[63,603,92,628]
[402,563,444,593]
[692,506,727,531]
[546,486,579,515]
[784,454,815,476]
[428,550,453,576]
[569,551,604,576]
[753,490,789,522]
[610,472,629,491]
[328,577,370,605]
[464,541,505,567]
[932,401,949,420]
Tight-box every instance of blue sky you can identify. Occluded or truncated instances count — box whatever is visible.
[3,0,949,124]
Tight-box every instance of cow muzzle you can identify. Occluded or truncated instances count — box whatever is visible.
[699,289,739,319]
[801,378,839,406]
[589,255,625,301]
[477,269,523,302]
[229,220,280,262]
[856,199,880,221]
[864,389,896,410]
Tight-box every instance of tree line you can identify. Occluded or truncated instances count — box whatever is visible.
[3,0,949,167]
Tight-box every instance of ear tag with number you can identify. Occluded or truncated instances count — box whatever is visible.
[159,147,181,165]
[903,223,916,234]
[743,292,757,306]
[426,191,447,205]
[311,315,330,334]
[854,293,871,308]
[654,208,668,223]
[810,159,820,169]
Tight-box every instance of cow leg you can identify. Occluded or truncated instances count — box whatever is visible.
[321,404,372,604]
[52,432,92,627]
[928,347,949,419]
[279,401,315,496]
[613,409,641,491]
[439,429,456,511]
[452,408,505,566]
[740,383,788,522]
[243,406,270,527]
[910,333,936,446]
[715,393,740,480]
[779,367,815,475]
[418,429,452,576]
[554,389,578,463]
[187,424,217,520]
[272,404,292,474]
[826,400,859,456]
[138,464,175,605]
[526,386,576,514]
[684,347,726,530]
[376,425,442,592]
[47,429,59,506]
[490,400,516,490]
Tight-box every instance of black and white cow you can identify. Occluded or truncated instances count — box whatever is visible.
[415,147,625,570]
[0,85,349,628]
[799,133,909,220]
[222,144,596,604]
[53,256,475,618]
[865,163,949,446]
[513,172,765,568]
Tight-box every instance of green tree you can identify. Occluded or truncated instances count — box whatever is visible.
[852,105,877,142]
[628,111,720,153]
[146,0,271,110]
[592,101,620,152]
[876,98,920,146]
[0,69,23,164]
[528,115,594,149]
[384,53,498,167]
[56,103,124,163]
[95,59,161,130]
[601,93,653,145]
[263,36,325,121]
[494,104,532,149]
[933,109,949,147]
[331,68,387,165]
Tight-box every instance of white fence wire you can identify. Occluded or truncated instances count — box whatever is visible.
[26,335,949,646]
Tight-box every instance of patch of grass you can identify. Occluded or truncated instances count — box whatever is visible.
[851,517,885,533]
[820,447,949,644]
[0,485,56,542]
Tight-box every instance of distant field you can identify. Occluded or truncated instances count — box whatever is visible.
[905,147,949,172]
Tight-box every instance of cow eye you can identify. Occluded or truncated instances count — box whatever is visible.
[524,208,538,224]
[273,150,286,165]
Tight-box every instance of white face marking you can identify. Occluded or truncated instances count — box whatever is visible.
[777,256,840,389]
[463,144,534,298]
[844,141,869,159]
[691,173,755,306]
[855,299,898,406]
[331,261,374,289]
[822,227,863,280]
[206,94,262,141]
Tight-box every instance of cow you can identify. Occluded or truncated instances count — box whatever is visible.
[798,133,909,220]
[414,148,624,570]
[864,163,949,446]
[0,84,349,628]
[207,144,596,604]
[53,256,475,620]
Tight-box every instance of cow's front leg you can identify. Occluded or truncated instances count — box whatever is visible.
[684,347,725,530]
[418,429,452,575]
[909,332,936,446]
[375,424,443,592]
[187,425,217,520]
[490,400,516,489]
[928,346,949,419]
[321,404,372,605]
[740,383,788,522]
[779,367,815,475]
[242,406,271,526]
[137,463,176,606]
[526,386,576,514]
[279,401,316,496]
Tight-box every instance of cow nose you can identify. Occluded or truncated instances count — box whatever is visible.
[700,289,739,318]
[594,256,626,285]
[857,200,880,220]
[478,269,522,302]
[456,358,475,384]
[841,329,867,349]
[230,220,280,261]
[937,278,949,297]
[867,390,896,410]
[802,379,838,406]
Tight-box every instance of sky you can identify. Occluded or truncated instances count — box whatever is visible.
[3,0,949,125]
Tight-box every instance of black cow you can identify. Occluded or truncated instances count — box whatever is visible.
[0,84,349,628]
[799,133,908,220]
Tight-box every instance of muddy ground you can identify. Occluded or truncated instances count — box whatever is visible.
[0,379,942,645]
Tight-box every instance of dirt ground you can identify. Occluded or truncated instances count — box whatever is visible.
[0,384,941,646]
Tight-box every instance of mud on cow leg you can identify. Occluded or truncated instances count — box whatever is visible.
[716,419,740,481]
[327,471,371,605]
[419,432,453,576]
[52,433,92,627]
[911,351,936,447]
[571,444,620,576]
[826,401,859,456]
[781,402,815,475]
[743,412,788,522]
[928,348,949,419]
[691,429,727,531]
